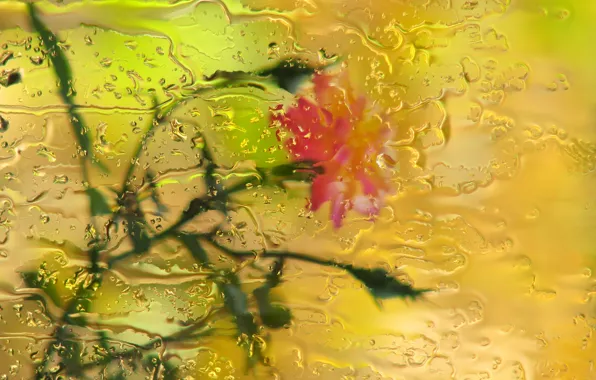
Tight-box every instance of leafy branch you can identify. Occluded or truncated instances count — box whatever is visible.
[24,5,430,378]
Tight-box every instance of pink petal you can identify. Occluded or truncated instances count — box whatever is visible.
[333,145,351,165]
[352,195,380,217]
[330,193,347,228]
[309,174,333,211]
[313,74,333,105]
[357,171,380,195]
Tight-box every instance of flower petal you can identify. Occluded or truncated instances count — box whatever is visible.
[330,193,347,228]
[352,195,380,217]
[310,174,333,211]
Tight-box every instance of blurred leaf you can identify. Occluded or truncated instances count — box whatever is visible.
[265,258,285,288]
[107,370,127,380]
[257,60,318,94]
[253,286,292,329]
[220,281,257,336]
[60,338,84,377]
[28,3,106,171]
[145,170,168,216]
[204,59,326,94]
[127,215,151,254]
[218,277,264,370]
[344,265,429,302]
[269,163,301,177]
[21,271,63,308]
[162,359,180,380]
[180,197,210,224]
[266,161,323,185]
[178,234,209,265]
[87,188,111,216]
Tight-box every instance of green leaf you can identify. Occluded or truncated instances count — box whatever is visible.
[267,160,322,182]
[220,282,257,336]
[145,170,168,215]
[127,216,151,254]
[344,265,429,302]
[253,286,292,329]
[162,359,181,380]
[257,60,318,94]
[87,188,111,216]
[177,234,209,265]
[28,3,106,171]
[218,278,265,371]
[180,197,210,223]
[60,338,84,377]
[269,163,299,177]
[21,271,63,308]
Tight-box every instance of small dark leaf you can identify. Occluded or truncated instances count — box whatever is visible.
[220,282,257,336]
[253,286,292,329]
[269,163,298,177]
[344,265,428,301]
[261,305,292,329]
[87,188,111,216]
[181,197,209,223]
[269,160,322,178]
[127,217,151,254]
[257,60,317,94]
[204,59,326,94]
[0,115,8,132]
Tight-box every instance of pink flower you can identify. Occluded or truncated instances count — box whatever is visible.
[271,70,393,228]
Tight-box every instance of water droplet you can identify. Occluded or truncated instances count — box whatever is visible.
[124,40,138,50]
[100,58,112,68]
[0,68,20,86]
[36,146,56,162]
[53,175,69,184]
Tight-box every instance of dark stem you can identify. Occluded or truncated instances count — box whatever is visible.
[205,238,346,270]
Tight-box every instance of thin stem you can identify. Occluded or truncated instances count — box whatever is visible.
[120,97,161,194]
[205,239,346,270]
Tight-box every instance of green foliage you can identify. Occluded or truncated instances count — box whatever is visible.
[257,60,319,94]
[344,265,429,303]
[145,170,168,216]
[127,215,151,254]
[253,286,292,329]
[177,234,209,265]
[21,270,63,308]
[87,188,112,216]
[23,11,430,377]
[28,3,106,171]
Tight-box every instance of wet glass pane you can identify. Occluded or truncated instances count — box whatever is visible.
[0,0,595,378]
